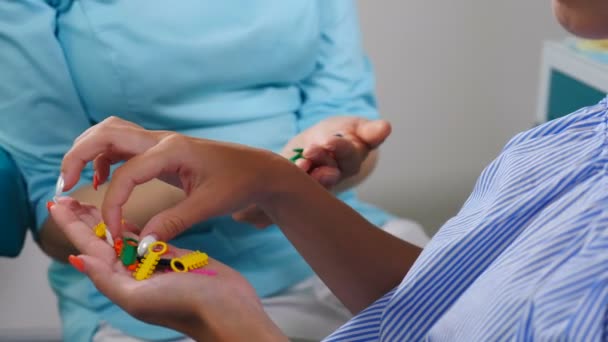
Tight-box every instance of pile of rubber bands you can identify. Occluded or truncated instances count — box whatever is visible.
[93,222,215,280]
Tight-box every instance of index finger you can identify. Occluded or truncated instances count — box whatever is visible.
[322,136,364,177]
[61,127,162,192]
[100,139,188,236]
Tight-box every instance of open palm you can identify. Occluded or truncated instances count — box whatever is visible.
[49,197,278,340]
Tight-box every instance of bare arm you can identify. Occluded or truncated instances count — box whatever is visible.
[40,141,376,262]
[59,118,419,315]
[260,166,420,313]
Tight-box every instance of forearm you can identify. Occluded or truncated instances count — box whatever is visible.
[39,179,185,261]
[260,167,421,313]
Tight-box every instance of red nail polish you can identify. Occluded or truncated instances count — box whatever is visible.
[68,255,85,273]
[46,201,55,212]
[93,174,99,191]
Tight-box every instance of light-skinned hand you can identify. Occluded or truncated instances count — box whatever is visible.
[60,116,302,242]
[232,116,391,227]
[49,197,286,341]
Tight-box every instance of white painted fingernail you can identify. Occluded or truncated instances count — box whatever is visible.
[105,228,114,246]
[54,174,65,201]
[137,235,157,257]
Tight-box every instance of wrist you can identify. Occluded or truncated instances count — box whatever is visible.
[256,155,318,209]
[256,151,310,204]
[191,296,287,342]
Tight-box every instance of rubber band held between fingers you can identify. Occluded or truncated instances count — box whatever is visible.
[289,148,305,163]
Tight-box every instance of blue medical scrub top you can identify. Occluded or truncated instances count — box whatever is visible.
[0,1,391,340]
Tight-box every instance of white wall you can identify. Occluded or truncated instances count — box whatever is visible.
[357,0,566,233]
[0,1,567,337]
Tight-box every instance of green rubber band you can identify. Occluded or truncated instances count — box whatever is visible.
[121,237,138,266]
[289,148,304,163]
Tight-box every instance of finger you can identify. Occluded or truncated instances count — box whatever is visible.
[55,197,102,228]
[232,204,257,222]
[302,145,338,169]
[294,158,312,173]
[73,116,142,145]
[122,221,142,235]
[323,137,363,178]
[355,120,392,149]
[100,140,188,236]
[61,126,160,192]
[74,203,102,229]
[139,166,257,240]
[50,203,116,260]
[54,196,82,208]
[93,150,134,187]
[102,138,220,239]
[309,166,341,188]
[72,125,98,145]
[139,190,219,241]
[103,137,247,240]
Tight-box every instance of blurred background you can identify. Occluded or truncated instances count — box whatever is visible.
[356,1,565,233]
[0,0,578,339]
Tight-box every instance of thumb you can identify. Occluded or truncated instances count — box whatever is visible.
[356,120,392,149]
[139,193,211,242]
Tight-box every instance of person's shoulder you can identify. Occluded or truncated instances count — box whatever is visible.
[503,98,608,151]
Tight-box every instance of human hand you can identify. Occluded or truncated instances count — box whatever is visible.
[232,116,391,227]
[49,197,286,341]
[60,116,301,242]
[282,116,391,187]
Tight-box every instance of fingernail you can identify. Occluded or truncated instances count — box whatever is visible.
[137,235,158,257]
[55,174,65,198]
[68,255,85,273]
[46,201,55,212]
[93,173,99,191]
[105,228,114,246]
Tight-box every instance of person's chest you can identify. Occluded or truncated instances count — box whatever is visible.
[52,0,320,126]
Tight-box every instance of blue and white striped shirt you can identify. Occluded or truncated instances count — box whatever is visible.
[326,98,608,341]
